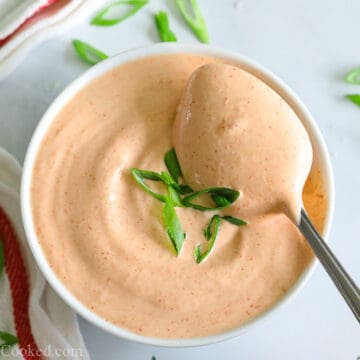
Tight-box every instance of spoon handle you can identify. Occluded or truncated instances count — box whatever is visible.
[298,209,360,323]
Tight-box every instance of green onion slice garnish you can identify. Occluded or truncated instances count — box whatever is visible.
[221,215,247,226]
[72,40,108,65]
[155,11,177,42]
[164,148,193,194]
[195,215,220,263]
[344,67,360,84]
[175,0,209,43]
[176,184,193,195]
[163,197,186,255]
[91,0,148,26]
[211,193,231,207]
[131,148,246,260]
[182,187,240,211]
[131,169,168,202]
[346,94,360,107]
[0,332,18,350]
[196,214,247,263]
[164,148,182,182]
[167,185,183,207]
[131,169,184,206]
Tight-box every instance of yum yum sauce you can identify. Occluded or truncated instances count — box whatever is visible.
[31,54,327,338]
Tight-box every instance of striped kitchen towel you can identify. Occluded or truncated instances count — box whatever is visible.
[0,0,101,80]
[0,147,90,359]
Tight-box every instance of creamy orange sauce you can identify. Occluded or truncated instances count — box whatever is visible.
[174,63,313,222]
[31,54,327,338]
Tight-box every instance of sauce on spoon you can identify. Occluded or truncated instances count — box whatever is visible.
[174,63,313,222]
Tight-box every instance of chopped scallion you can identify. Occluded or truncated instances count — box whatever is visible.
[91,0,148,26]
[72,40,108,65]
[175,0,209,43]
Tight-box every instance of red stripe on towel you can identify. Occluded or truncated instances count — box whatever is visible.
[0,206,42,359]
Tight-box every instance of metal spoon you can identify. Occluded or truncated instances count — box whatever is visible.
[298,208,360,323]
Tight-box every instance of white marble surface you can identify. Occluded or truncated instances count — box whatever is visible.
[0,0,359,359]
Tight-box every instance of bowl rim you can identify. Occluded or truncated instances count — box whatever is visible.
[21,43,335,348]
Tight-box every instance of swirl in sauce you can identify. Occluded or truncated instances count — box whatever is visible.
[31,55,327,338]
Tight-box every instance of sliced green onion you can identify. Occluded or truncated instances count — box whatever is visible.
[72,40,108,65]
[163,198,186,255]
[177,184,193,195]
[131,169,184,205]
[131,168,167,202]
[221,215,247,226]
[183,187,240,211]
[344,67,360,84]
[91,0,148,26]
[211,193,231,207]
[0,332,18,350]
[164,148,182,182]
[167,185,183,207]
[0,241,4,277]
[346,94,360,107]
[160,172,188,201]
[196,214,246,263]
[131,149,245,260]
[164,148,193,194]
[175,0,209,43]
[155,11,177,42]
[159,171,177,186]
[195,215,220,263]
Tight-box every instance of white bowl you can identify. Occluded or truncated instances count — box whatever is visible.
[21,43,335,347]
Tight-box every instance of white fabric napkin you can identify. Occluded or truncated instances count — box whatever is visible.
[0,0,102,80]
[0,0,57,39]
[0,147,90,360]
